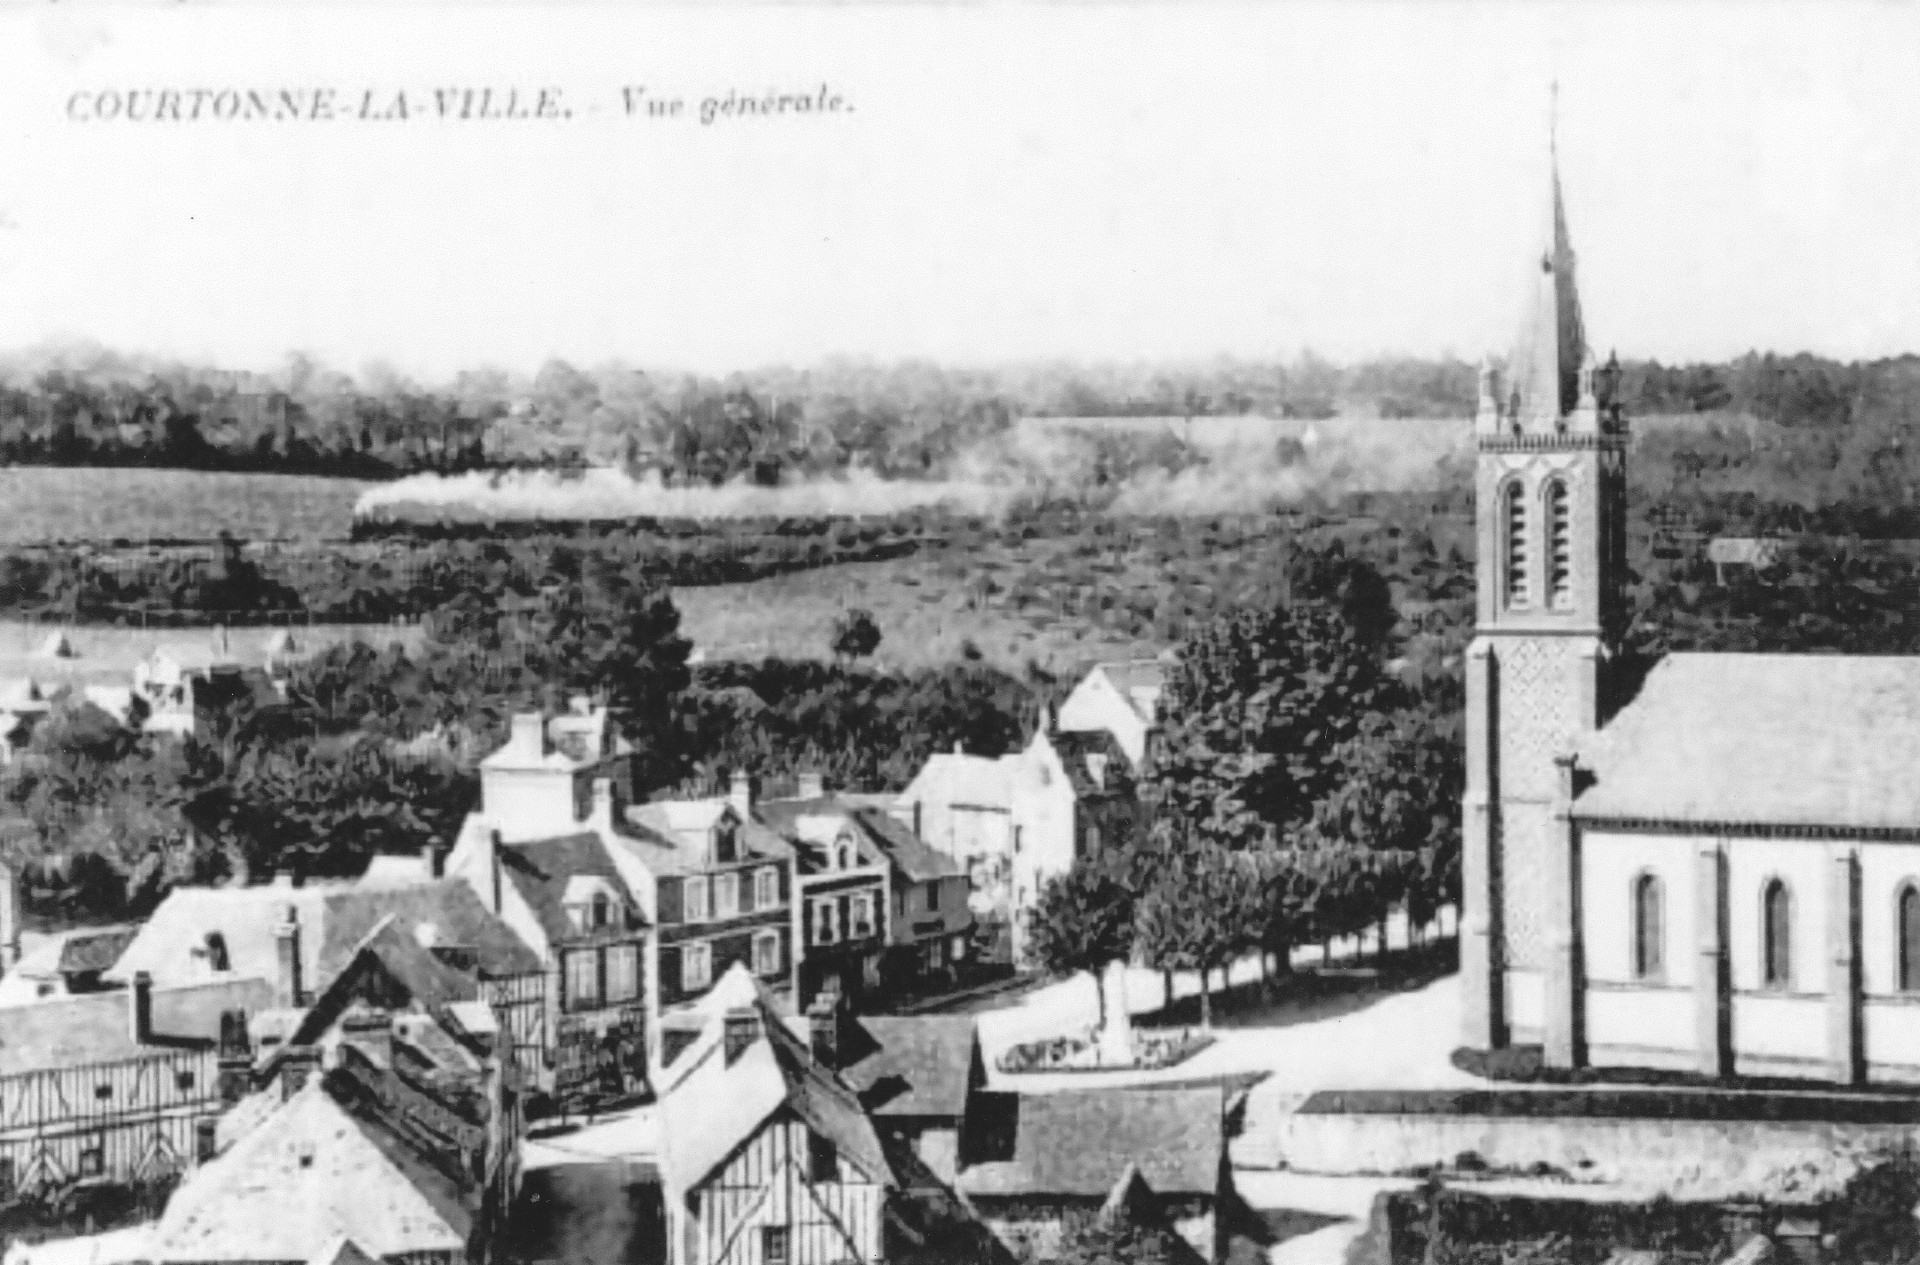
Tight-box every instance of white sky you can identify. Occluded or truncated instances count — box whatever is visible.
[0,1,1917,380]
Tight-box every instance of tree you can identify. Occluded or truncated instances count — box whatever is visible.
[830,608,883,662]
[1133,830,1264,1028]
[1150,600,1397,849]
[1024,864,1136,1029]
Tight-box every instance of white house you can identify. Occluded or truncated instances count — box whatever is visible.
[1055,657,1170,772]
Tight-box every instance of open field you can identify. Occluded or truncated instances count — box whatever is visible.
[0,466,368,544]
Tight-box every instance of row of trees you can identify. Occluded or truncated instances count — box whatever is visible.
[1028,600,1460,1026]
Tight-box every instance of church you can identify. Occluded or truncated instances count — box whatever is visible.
[1460,159,1920,1086]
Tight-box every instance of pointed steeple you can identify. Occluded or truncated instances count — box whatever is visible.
[1505,101,1588,431]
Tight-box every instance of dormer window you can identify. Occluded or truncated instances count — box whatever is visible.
[835,832,855,872]
[715,819,740,865]
[591,893,612,930]
[204,932,230,973]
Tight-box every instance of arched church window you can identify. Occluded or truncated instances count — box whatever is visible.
[1900,884,1920,992]
[1630,872,1663,980]
[1504,481,1529,608]
[1546,480,1573,611]
[1762,879,1793,989]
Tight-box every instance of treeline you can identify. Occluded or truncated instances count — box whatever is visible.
[33,346,1917,488]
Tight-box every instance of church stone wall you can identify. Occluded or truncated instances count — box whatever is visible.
[1494,636,1582,977]
[1855,841,1920,1080]
[1581,829,1697,1066]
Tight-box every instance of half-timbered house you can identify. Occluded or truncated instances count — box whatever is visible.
[659,977,894,1265]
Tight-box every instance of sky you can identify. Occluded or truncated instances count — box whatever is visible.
[0,1,1917,381]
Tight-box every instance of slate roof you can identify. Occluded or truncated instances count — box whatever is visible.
[755,796,894,875]
[851,808,964,884]
[956,1087,1224,1199]
[276,916,484,1052]
[150,1075,470,1263]
[837,1015,979,1120]
[660,965,892,1201]
[109,879,541,992]
[496,832,647,946]
[623,798,795,874]
[1574,653,1920,830]
[0,976,270,1074]
[9,924,139,981]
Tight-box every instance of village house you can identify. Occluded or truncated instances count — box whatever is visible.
[0,678,50,768]
[893,748,1019,943]
[131,641,281,739]
[953,1086,1231,1264]
[819,999,984,1186]
[835,792,975,988]
[755,780,897,1007]
[657,971,896,1265]
[105,874,549,1088]
[625,778,799,1021]
[151,987,518,1265]
[1054,657,1169,773]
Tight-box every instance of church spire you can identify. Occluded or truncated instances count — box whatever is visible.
[1502,94,1588,431]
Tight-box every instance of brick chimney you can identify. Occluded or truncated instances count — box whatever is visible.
[129,971,154,1044]
[217,1009,253,1106]
[729,770,754,819]
[723,1007,759,1066]
[807,993,842,1069]
[274,905,303,1009]
[797,772,825,800]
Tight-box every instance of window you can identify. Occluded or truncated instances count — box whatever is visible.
[1763,879,1793,989]
[684,876,710,923]
[591,893,612,930]
[681,941,712,992]
[756,867,780,908]
[567,950,601,1010]
[1504,481,1529,608]
[715,821,739,865]
[176,1070,196,1091]
[1630,873,1664,981]
[205,932,230,973]
[851,893,874,938]
[754,930,781,977]
[807,1131,837,1182]
[78,1137,104,1178]
[713,872,739,919]
[1547,479,1573,611]
[606,944,639,1003]
[836,832,855,871]
[1900,885,1920,992]
[927,882,941,912]
[813,899,840,946]
[1083,824,1102,857]
[762,1228,790,1265]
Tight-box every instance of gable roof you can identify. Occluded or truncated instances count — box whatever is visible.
[496,832,648,945]
[1089,659,1167,723]
[837,1015,978,1119]
[1574,653,1920,831]
[755,796,894,875]
[956,1087,1223,1200]
[150,1076,469,1263]
[275,916,484,1052]
[623,798,795,874]
[660,975,892,1201]
[109,879,541,993]
[849,808,963,884]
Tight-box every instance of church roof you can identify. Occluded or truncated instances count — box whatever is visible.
[1576,653,1920,832]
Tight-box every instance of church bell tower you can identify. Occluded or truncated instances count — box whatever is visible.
[1460,141,1629,1055]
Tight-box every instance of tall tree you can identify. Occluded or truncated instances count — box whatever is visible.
[1133,831,1264,1028]
[1024,864,1136,1029]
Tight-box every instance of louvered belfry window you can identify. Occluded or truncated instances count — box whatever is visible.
[1547,480,1573,610]
[1505,482,1529,607]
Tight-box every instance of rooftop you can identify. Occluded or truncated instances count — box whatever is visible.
[837,1014,980,1120]
[956,1087,1224,1200]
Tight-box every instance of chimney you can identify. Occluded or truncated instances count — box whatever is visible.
[279,1045,319,1101]
[274,905,303,1009]
[129,971,154,1044]
[589,777,615,830]
[912,800,923,838]
[271,870,294,889]
[508,713,545,758]
[489,829,505,913]
[421,840,444,880]
[808,993,842,1069]
[0,864,20,971]
[797,771,825,800]
[340,1004,393,1069]
[729,770,754,818]
[217,1009,252,1106]
[952,740,964,755]
[569,693,593,716]
[723,1007,759,1066]
[195,1116,219,1164]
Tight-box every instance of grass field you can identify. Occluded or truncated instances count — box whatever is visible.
[0,466,368,544]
